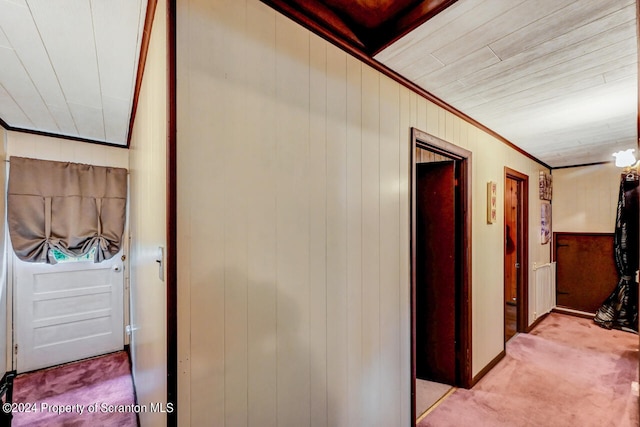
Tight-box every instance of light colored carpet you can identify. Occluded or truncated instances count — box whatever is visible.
[416,379,451,419]
[420,313,639,426]
[11,351,136,426]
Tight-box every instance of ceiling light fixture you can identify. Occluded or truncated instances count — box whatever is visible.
[612,149,636,167]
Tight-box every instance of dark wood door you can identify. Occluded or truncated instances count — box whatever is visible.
[415,161,456,385]
[555,233,618,313]
[504,177,518,342]
[504,178,518,303]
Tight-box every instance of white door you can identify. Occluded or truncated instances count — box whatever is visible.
[14,251,124,373]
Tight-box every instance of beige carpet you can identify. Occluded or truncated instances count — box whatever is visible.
[416,379,452,419]
[420,313,639,426]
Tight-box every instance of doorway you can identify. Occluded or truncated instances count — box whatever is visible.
[411,128,471,423]
[503,168,529,343]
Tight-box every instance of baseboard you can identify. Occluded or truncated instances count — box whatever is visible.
[552,307,595,320]
[471,349,506,387]
[526,312,550,332]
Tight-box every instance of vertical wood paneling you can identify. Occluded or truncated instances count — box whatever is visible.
[325,45,348,427]
[309,34,328,427]
[181,0,227,424]
[415,96,427,134]
[445,111,455,142]
[398,86,411,427]
[345,54,363,427]
[177,2,554,425]
[426,102,439,137]
[275,13,311,426]
[409,91,417,128]
[175,0,191,423]
[127,1,167,425]
[360,64,380,425]
[379,75,401,426]
[245,2,277,426]
[438,108,447,140]
[223,1,249,425]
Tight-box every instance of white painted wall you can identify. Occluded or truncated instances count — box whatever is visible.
[552,163,620,233]
[128,0,168,425]
[176,1,551,425]
[5,131,128,168]
[0,128,6,373]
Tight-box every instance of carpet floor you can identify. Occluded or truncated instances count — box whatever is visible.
[420,313,639,427]
[11,351,137,426]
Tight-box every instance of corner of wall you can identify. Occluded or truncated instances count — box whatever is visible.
[0,126,7,374]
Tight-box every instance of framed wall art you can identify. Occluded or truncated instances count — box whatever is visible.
[487,181,497,224]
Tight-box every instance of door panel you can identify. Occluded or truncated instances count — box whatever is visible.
[504,177,519,343]
[504,178,518,304]
[555,233,617,313]
[15,252,124,373]
[415,161,456,385]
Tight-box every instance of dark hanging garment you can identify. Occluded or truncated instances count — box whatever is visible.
[594,172,639,332]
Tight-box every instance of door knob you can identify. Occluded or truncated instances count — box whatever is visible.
[113,265,122,272]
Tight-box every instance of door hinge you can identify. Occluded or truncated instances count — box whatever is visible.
[14,344,18,355]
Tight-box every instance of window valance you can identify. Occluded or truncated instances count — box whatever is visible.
[8,156,128,264]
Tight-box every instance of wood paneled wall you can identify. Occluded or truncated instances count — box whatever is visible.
[176,0,551,425]
[416,147,449,163]
[128,0,168,425]
[552,163,620,233]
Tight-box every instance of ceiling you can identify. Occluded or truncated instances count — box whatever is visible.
[265,0,638,168]
[0,0,636,167]
[0,0,148,146]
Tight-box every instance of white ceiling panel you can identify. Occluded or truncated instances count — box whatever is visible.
[376,0,638,167]
[0,0,72,111]
[0,45,59,131]
[102,96,130,143]
[68,102,105,141]
[28,0,102,108]
[47,104,79,136]
[0,0,147,145]
[489,0,634,60]
[375,0,490,66]
[0,26,9,48]
[91,0,144,99]
[0,83,32,128]
[429,0,574,66]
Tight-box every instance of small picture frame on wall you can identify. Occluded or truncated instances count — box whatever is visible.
[539,170,552,200]
[487,181,497,224]
[541,202,551,244]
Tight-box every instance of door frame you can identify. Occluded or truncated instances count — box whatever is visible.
[410,127,472,423]
[503,167,529,336]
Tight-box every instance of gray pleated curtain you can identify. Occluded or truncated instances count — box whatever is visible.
[8,156,127,264]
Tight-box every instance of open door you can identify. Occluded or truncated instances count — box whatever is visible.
[504,168,529,342]
[415,161,456,384]
[504,176,519,342]
[410,128,472,424]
